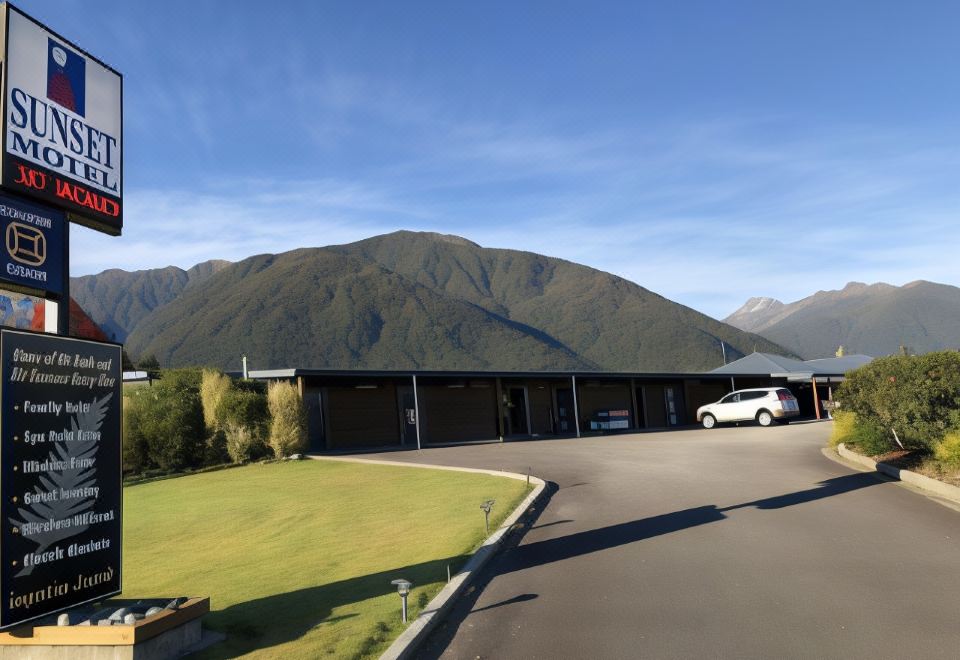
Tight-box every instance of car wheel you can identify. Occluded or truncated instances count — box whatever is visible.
[702,414,716,429]
[757,410,773,427]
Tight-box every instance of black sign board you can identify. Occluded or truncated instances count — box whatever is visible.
[0,329,121,629]
[0,193,65,298]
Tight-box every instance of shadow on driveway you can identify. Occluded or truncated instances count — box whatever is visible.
[416,471,882,658]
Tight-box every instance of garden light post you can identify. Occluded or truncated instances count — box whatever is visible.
[481,499,495,534]
[391,579,412,623]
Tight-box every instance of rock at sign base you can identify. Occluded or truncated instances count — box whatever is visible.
[109,607,131,622]
[165,597,188,610]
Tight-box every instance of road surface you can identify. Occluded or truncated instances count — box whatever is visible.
[362,422,960,659]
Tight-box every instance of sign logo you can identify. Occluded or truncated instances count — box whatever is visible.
[0,193,64,296]
[46,40,85,117]
[5,222,46,266]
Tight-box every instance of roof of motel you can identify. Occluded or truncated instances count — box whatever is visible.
[709,352,873,380]
[245,352,872,382]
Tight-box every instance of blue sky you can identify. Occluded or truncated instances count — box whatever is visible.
[24,1,960,319]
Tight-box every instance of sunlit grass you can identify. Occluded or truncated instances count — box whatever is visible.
[121,459,530,658]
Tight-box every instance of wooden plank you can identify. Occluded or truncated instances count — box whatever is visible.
[0,597,209,646]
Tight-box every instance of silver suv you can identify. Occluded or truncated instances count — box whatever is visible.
[696,387,799,429]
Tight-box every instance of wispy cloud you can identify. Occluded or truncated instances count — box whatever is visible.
[69,178,429,273]
[74,112,960,324]
[61,22,960,322]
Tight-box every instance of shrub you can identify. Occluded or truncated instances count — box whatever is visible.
[122,394,149,473]
[267,381,308,458]
[218,389,269,435]
[234,379,267,395]
[126,383,205,472]
[844,416,891,457]
[204,429,230,465]
[935,432,960,470]
[217,389,269,461]
[828,410,857,448]
[837,351,960,452]
[156,368,203,391]
[225,423,260,464]
[200,370,232,432]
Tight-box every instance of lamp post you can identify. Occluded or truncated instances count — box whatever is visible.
[480,499,495,534]
[391,579,412,623]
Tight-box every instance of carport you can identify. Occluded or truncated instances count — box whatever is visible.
[709,352,873,419]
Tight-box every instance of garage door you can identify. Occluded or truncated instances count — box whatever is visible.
[325,386,400,449]
[419,385,497,444]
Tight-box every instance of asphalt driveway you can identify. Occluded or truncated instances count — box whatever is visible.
[360,422,960,659]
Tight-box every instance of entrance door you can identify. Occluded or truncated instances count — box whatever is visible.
[634,387,646,428]
[556,387,575,433]
[396,386,417,446]
[307,389,325,451]
[663,385,685,426]
[507,387,530,436]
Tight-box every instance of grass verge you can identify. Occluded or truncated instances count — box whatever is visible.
[119,459,531,658]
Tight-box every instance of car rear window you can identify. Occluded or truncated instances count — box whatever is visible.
[776,389,795,399]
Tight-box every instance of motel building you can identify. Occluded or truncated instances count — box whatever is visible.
[248,352,872,452]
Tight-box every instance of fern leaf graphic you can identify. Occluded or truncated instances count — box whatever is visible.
[9,394,111,577]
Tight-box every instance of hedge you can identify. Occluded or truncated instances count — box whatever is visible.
[837,351,960,454]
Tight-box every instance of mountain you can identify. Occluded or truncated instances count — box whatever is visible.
[724,281,960,359]
[117,231,789,371]
[70,259,230,342]
[724,297,785,333]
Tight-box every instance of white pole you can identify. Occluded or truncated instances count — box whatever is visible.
[571,375,581,438]
[412,374,422,450]
[44,300,59,333]
[242,355,249,379]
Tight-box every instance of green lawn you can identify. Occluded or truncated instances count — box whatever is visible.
[120,459,531,659]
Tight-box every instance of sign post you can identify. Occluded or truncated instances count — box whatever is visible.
[0,0,131,635]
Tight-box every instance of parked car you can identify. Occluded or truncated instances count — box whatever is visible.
[696,387,800,429]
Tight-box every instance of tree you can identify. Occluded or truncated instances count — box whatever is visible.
[121,349,135,372]
[137,355,161,378]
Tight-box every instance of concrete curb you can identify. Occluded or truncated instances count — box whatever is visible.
[835,443,960,505]
[307,455,546,660]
